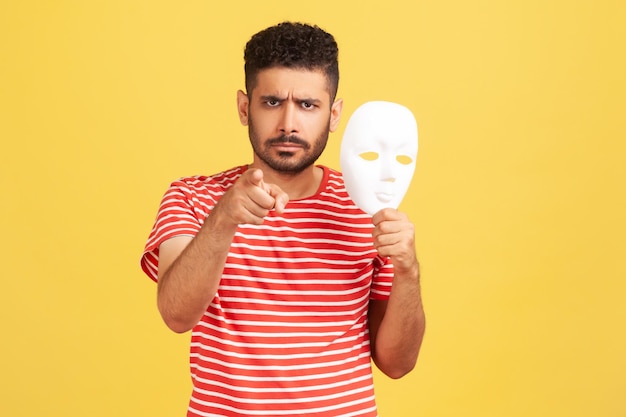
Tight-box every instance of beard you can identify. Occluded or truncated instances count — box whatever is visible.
[248,115,330,175]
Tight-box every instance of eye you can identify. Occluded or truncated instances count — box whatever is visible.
[358,152,379,161]
[301,101,315,109]
[267,100,280,107]
[396,155,413,165]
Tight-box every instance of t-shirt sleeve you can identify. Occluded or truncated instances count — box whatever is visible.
[140,179,203,282]
[370,256,394,300]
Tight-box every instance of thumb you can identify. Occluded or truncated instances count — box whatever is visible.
[267,185,289,214]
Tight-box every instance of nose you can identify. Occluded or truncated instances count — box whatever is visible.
[279,102,298,134]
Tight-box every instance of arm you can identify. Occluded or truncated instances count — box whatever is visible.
[368,208,426,379]
[156,169,288,333]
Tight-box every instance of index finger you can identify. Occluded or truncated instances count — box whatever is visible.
[372,207,405,225]
[245,168,270,193]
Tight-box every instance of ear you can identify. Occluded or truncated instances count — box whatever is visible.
[329,98,343,132]
[237,90,250,126]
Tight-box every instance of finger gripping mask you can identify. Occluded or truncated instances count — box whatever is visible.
[340,101,418,215]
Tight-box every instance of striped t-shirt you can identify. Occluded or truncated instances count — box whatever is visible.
[141,165,394,417]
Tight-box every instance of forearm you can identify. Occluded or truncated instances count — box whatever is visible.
[155,168,288,333]
[371,263,425,378]
[157,212,237,333]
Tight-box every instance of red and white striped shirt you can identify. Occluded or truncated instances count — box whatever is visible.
[141,165,394,417]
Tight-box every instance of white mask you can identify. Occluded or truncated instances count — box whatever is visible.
[340,101,418,215]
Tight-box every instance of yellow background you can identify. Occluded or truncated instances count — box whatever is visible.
[1,1,625,416]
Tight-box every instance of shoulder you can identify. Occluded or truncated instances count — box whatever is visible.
[318,165,346,190]
[320,165,343,179]
[317,165,350,199]
[306,165,369,219]
[171,166,246,195]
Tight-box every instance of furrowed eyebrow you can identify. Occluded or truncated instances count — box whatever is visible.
[298,98,322,105]
[258,95,322,105]
[259,95,285,102]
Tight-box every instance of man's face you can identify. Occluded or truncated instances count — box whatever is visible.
[340,101,418,215]
[237,67,342,174]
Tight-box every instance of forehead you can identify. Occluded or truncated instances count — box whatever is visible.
[251,67,331,100]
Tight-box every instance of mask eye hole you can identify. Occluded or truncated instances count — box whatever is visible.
[396,155,413,165]
[358,152,379,161]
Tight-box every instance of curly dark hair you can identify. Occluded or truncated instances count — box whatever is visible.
[244,22,339,102]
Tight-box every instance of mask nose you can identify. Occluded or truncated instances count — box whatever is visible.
[379,153,398,182]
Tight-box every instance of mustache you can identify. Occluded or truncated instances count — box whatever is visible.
[267,135,309,148]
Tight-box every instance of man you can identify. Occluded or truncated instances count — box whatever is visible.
[141,21,425,417]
